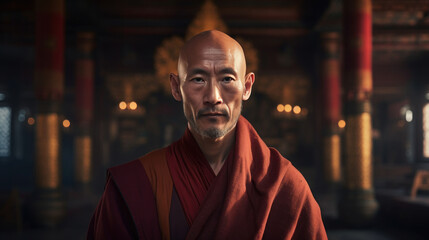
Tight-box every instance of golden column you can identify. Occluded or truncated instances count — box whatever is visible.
[32,0,66,227]
[74,32,94,190]
[339,0,378,226]
[321,32,341,185]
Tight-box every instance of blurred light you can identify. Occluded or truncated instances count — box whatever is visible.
[129,101,138,110]
[27,117,35,125]
[405,110,413,122]
[284,104,292,112]
[119,101,127,110]
[400,106,408,116]
[0,93,5,101]
[426,92,429,100]
[293,105,301,114]
[63,119,70,128]
[338,120,346,128]
[277,104,284,112]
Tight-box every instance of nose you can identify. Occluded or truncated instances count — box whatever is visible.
[204,81,223,105]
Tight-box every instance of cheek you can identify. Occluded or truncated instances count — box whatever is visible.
[182,93,200,115]
[223,83,244,102]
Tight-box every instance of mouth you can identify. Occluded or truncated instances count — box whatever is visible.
[200,112,226,117]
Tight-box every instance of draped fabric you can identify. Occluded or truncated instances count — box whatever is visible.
[87,160,162,240]
[88,116,327,240]
[166,127,218,225]
[167,116,327,239]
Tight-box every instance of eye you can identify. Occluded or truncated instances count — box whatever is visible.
[222,77,234,82]
[191,77,204,83]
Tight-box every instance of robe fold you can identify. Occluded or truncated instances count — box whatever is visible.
[87,116,327,240]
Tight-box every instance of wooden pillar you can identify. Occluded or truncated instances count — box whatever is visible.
[321,32,342,185]
[74,32,94,189]
[33,0,66,227]
[339,0,378,226]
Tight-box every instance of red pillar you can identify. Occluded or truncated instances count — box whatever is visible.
[33,0,66,227]
[75,32,95,189]
[339,0,378,226]
[321,32,341,184]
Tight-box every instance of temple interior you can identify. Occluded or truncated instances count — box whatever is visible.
[1,0,429,239]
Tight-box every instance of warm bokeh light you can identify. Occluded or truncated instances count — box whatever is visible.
[119,101,127,110]
[63,119,71,128]
[129,101,138,110]
[277,104,285,112]
[293,105,301,114]
[284,104,292,112]
[27,117,35,125]
[338,120,346,128]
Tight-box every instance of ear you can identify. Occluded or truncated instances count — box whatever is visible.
[242,72,255,101]
[170,73,182,101]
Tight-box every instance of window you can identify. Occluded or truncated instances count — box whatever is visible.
[0,107,12,157]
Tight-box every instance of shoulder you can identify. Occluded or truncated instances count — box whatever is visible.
[108,148,167,176]
[138,148,168,170]
[268,147,310,196]
[136,148,172,194]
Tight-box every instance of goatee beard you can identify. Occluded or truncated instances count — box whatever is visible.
[201,127,228,139]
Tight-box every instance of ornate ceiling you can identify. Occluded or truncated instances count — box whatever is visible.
[1,0,429,102]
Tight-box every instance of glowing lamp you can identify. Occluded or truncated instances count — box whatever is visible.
[27,117,35,125]
[119,101,127,110]
[293,105,301,114]
[129,101,138,110]
[284,104,292,112]
[63,119,71,128]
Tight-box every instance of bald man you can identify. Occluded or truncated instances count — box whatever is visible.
[87,30,327,240]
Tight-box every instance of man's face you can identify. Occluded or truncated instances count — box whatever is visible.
[171,38,254,139]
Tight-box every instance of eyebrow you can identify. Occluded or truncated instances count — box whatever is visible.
[189,68,209,76]
[188,67,238,77]
[218,67,238,76]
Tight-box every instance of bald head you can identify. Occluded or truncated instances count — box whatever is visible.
[178,30,247,81]
[169,30,255,140]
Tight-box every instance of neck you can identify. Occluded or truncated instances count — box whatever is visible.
[189,124,236,175]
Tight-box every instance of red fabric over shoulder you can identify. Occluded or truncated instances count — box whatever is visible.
[168,116,327,239]
[87,160,162,240]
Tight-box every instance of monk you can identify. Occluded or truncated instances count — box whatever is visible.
[87,30,327,240]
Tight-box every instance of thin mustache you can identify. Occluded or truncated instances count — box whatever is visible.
[197,108,229,119]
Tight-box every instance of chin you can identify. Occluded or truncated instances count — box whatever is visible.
[201,127,227,139]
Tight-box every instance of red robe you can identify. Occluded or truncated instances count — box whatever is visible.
[87,116,327,240]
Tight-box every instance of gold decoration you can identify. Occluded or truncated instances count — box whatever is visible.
[256,73,310,104]
[35,114,60,189]
[75,136,91,183]
[323,134,341,182]
[154,36,185,94]
[106,73,159,102]
[154,0,259,94]
[345,112,372,190]
[185,0,228,40]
